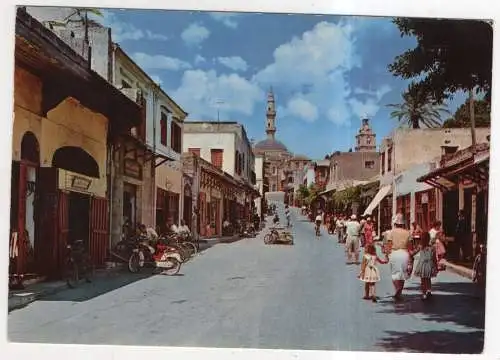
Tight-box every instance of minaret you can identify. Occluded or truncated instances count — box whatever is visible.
[355,116,376,152]
[266,87,276,140]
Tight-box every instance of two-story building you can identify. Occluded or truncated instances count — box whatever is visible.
[110,46,187,240]
[365,128,490,233]
[10,8,141,281]
[314,159,330,191]
[183,121,258,235]
[253,153,266,218]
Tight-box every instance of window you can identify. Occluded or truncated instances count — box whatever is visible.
[365,160,375,169]
[160,112,168,146]
[170,120,182,153]
[381,153,385,175]
[211,149,223,169]
[188,148,200,157]
[235,151,241,175]
[387,147,393,172]
[272,166,276,175]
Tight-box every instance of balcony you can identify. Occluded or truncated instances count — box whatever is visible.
[440,143,490,167]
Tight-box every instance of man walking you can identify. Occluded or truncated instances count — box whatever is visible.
[345,214,361,264]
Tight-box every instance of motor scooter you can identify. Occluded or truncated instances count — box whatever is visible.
[128,236,182,275]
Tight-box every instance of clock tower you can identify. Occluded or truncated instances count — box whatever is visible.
[355,116,376,152]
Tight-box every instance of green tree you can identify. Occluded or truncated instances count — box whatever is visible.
[296,184,310,204]
[388,18,493,103]
[388,82,449,129]
[443,98,491,128]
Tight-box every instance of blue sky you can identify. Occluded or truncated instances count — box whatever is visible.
[97,9,467,159]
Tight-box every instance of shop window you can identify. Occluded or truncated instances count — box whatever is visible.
[211,149,223,169]
[365,160,375,169]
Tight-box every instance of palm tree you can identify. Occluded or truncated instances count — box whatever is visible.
[387,82,449,129]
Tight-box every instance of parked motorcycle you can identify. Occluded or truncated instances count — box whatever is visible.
[128,236,182,275]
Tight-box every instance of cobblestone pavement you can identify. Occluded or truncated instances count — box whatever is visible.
[8,206,485,353]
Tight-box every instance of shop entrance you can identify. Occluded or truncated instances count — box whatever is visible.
[68,192,90,247]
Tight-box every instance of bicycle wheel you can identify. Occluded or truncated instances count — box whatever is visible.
[128,252,142,273]
[182,242,198,256]
[64,260,79,288]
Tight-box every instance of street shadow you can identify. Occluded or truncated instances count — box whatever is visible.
[376,330,484,354]
[376,282,485,330]
[41,271,153,303]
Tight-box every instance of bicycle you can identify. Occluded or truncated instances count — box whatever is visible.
[64,239,94,288]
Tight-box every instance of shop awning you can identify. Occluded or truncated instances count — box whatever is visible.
[363,185,392,216]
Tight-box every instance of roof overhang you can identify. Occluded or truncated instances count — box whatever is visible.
[15,8,142,135]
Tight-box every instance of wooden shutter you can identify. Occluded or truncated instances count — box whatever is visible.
[211,149,223,169]
[57,191,69,275]
[170,121,175,150]
[89,197,109,268]
[160,113,167,145]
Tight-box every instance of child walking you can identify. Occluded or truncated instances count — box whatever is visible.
[413,232,438,300]
[358,244,389,302]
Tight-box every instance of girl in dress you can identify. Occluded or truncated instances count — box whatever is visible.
[359,244,389,302]
[413,232,438,300]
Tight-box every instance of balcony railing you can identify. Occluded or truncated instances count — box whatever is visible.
[440,143,490,167]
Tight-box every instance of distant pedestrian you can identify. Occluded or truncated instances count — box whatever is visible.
[455,210,468,261]
[363,217,375,247]
[412,232,438,300]
[358,243,389,302]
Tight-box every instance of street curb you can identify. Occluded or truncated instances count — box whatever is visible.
[7,266,126,312]
[443,260,474,280]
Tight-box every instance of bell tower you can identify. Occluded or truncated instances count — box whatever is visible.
[355,116,376,152]
[266,87,276,140]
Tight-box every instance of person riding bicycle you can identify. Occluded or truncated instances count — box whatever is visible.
[315,211,323,235]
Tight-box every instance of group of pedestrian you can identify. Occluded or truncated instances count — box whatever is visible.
[359,213,443,303]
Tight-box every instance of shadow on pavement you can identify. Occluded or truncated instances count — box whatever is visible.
[41,271,153,303]
[376,330,484,354]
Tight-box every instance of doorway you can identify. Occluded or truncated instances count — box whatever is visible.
[68,192,90,247]
[123,183,137,230]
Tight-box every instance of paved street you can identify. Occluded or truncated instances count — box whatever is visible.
[8,205,484,353]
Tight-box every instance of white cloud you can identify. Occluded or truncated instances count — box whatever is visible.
[284,97,318,122]
[132,52,191,71]
[195,55,206,64]
[94,10,169,42]
[253,21,391,127]
[217,56,248,72]
[181,23,210,46]
[209,12,239,29]
[171,69,262,119]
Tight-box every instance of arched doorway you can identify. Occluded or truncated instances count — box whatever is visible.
[51,146,100,254]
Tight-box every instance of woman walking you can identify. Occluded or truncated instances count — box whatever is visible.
[385,213,412,302]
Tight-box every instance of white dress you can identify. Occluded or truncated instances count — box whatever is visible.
[359,254,381,283]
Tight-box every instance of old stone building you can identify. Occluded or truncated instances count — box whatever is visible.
[10,9,141,280]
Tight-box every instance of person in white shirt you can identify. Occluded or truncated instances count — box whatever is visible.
[315,211,323,236]
[138,224,158,254]
[177,219,191,235]
[345,214,361,264]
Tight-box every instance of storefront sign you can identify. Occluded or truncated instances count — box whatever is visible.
[70,175,92,191]
[124,159,142,179]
